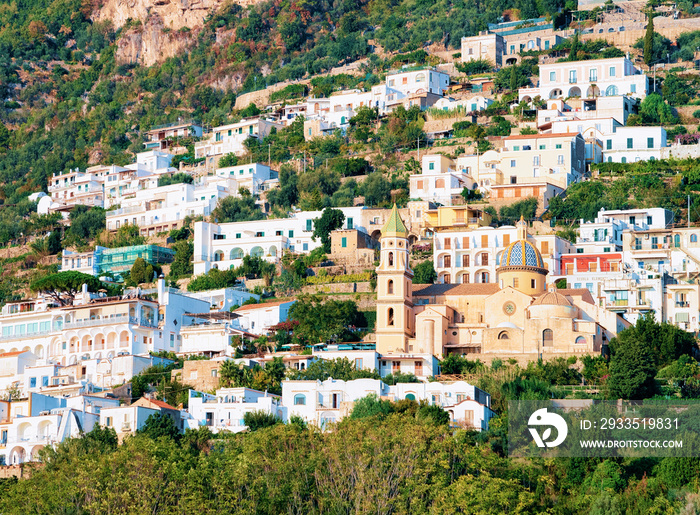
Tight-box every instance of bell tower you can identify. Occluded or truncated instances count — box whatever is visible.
[375,205,414,354]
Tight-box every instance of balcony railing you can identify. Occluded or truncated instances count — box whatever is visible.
[64,315,156,330]
[676,301,690,308]
[0,329,59,341]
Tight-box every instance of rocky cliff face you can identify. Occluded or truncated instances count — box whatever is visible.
[92,0,225,66]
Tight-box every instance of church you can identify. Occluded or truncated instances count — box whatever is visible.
[375,206,629,363]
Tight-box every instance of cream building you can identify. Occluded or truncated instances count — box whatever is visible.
[375,210,627,362]
[519,57,649,102]
[456,132,586,190]
[461,32,504,67]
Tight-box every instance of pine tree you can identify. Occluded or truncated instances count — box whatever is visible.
[644,11,654,66]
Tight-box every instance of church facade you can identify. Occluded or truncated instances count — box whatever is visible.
[375,207,629,363]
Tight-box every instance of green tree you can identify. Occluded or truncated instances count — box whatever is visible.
[96,224,146,248]
[608,329,657,399]
[499,197,538,224]
[349,394,394,420]
[456,59,493,75]
[169,240,194,279]
[413,260,436,284]
[312,207,345,252]
[65,206,106,243]
[157,172,194,187]
[288,357,381,381]
[0,123,10,151]
[218,153,239,167]
[137,412,180,441]
[128,257,162,285]
[361,172,392,207]
[288,295,360,344]
[638,93,678,125]
[30,271,103,306]
[244,411,282,431]
[644,12,654,66]
[211,195,265,223]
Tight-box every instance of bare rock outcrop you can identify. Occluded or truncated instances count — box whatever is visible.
[91,0,226,65]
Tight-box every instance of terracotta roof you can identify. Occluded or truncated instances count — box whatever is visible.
[412,283,500,296]
[505,132,580,140]
[557,288,596,305]
[148,399,178,410]
[0,351,28,358]
[234,300,291,312]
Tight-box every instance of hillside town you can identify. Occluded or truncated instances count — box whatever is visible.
[6,0,700,510]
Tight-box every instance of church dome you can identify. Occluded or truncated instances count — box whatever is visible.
[532,291,572,307]
[500,239,545,269]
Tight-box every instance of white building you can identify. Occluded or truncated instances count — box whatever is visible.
[519,57,650,102]
[193,207,367,274]
[410,154,474,205]
[194,118,284,165]
[214,163,277,195]
[536,96,637,128]
[1,393,120,465]
[232,300,296,335]
[48,151,177,212]
[601,126,667,163]
[0,279,210,368]
[105,180,234,236]
[185,388,284,433]
[99,405,159,439]
[282,378,493,430]
[432,96,494,113]
[574,207,672,254]
[385,67,450,97]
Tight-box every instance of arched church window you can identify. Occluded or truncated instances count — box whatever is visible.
[388,280,394,294]
[388,308,395,326]
[388,252,394,266]
[543,329,553,347]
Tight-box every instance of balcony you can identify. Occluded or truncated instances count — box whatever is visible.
[107,205,147,217]
[0,329,58,342]
[676,301,690,308]
[64,315,157,330]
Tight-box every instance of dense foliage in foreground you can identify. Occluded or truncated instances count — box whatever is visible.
[2,411,700,514]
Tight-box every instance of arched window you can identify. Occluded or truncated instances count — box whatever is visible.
[214,250,224,262]
[294,394,306,406]
[575,336,586,345]
[388,252,394,266]
[692,234,698,243]
[388,308,394,326]
[230,248,244,259]
[406,393,416,400]
[621,157,627,164]
[251,246,264,258]
[675,234,681,248]
[605,85,618,96]
[543,329,553,347]
[498,331,509,339]
[269,246,277,257]
[388,280,394,295]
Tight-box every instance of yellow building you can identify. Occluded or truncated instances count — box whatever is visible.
[423,205,492,233]
[375,212,628,362]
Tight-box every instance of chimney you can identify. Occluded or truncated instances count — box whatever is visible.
[157,274,166,305]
